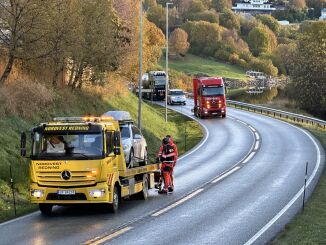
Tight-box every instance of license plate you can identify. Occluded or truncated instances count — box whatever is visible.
[57,190,75,195]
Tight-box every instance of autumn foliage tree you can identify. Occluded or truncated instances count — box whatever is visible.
[290,21,326,118]
[247,25,277,56]
[169,28,190,57]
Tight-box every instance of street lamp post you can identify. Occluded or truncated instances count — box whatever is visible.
[138,0,143,130]
[165,2,173,123]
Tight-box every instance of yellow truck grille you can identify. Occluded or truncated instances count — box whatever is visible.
[36,171,96,187]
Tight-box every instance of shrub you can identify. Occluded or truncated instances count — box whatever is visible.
[0,80,54,119]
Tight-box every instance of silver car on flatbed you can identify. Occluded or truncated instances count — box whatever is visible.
[102,111,148,168]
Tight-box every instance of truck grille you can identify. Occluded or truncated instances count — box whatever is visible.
[36,171,96,187]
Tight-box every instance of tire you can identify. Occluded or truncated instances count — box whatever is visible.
[137,176,149,200]
[139,148,147,166]
[108,186,119,213]
[39,204,53,216]
[128,149,134,168]
[222,113,226,118]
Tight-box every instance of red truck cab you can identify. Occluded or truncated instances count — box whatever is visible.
[193,77,226,118]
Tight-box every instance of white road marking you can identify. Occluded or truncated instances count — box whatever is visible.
[255,132,260,140]
[211,167,241,184]
[85,226,133,245]
[249,126,256,132]
[244,123,322,245]
[151,188,204,217]
[236,120,248,126]
[0,212,38,227]
[254,141,260,151]
[242,152,256,164]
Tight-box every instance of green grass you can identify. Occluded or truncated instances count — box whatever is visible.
[160,54,248,80]
[0,88,203,222]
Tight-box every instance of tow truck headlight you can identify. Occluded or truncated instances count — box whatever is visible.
[89,189,105,198]
[31,190,44,198]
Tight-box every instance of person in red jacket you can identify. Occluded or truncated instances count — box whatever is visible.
[157,135,178,193]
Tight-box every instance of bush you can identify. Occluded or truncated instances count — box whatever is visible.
[248,25,277,56]
[219,9,240,31]
[0,81,54,119]
[256,14,280,35]
[187,9,219,24]
[249,58,278,76]
[214,49,231,62]
[229,53,239,64]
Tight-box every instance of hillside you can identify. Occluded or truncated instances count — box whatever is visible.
[160,54,248,80]
[0,81,203,222]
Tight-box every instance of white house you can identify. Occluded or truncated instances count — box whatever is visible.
[232,0,276,15]
[319,8,326,20]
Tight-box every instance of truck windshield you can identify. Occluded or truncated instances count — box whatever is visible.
[202,86,224,96]
[32,132,103,160]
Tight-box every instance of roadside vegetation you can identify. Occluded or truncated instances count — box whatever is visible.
[0,82,203,222]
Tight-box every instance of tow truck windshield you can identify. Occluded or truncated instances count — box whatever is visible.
[202,86,224,96]
[32,132,104,160]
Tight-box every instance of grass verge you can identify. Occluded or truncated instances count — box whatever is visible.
[0,87,203,223]
[159,54,248,80]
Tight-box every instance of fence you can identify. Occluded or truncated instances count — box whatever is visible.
[227,100,326,130]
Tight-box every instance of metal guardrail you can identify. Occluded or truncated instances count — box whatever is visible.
[227,100,326,130]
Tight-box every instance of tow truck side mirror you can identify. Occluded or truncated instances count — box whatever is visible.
[114,131,121,155]
[20,132,27,157]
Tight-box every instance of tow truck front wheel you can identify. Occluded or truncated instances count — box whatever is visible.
[108,186,119,213]
[39,204,53,216]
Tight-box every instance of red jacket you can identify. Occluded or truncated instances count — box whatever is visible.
[158,138,178,163]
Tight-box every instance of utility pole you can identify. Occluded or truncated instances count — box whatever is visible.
[138,0,143,130]
[165,2,173,122]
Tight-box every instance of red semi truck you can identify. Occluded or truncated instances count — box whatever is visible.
[193,77,227,118]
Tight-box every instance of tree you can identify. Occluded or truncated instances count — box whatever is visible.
[182,21,221,56]
[0,0,47,84]
[211,0,232,12]
[169,28,190,57]
[146,5,178,32]
[247,25,277,56]
[187,9,219,23]
[290,0,306,10]
[41,0,82,86]
[290,21,326,117]
[256,14,281,35]
[219,9,240,31]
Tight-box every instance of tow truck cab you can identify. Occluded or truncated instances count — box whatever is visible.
[193,77,226,118]
[20,114,159,215]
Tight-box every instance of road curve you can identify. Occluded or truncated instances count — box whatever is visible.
[0,101,256,245]
[105,101,325,245]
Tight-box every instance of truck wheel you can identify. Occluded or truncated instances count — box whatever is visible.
[137,176,149,200]
[139,149,147,166]
[222,113,226,118]
[108,186,119,213]
[39,204,53,216]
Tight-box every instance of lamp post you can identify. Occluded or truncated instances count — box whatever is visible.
[165,2,173,123]
[138,0,143,130]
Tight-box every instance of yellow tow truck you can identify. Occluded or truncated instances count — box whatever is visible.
[20,113,160,215]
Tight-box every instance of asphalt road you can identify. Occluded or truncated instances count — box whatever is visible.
[0,99,324,245]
